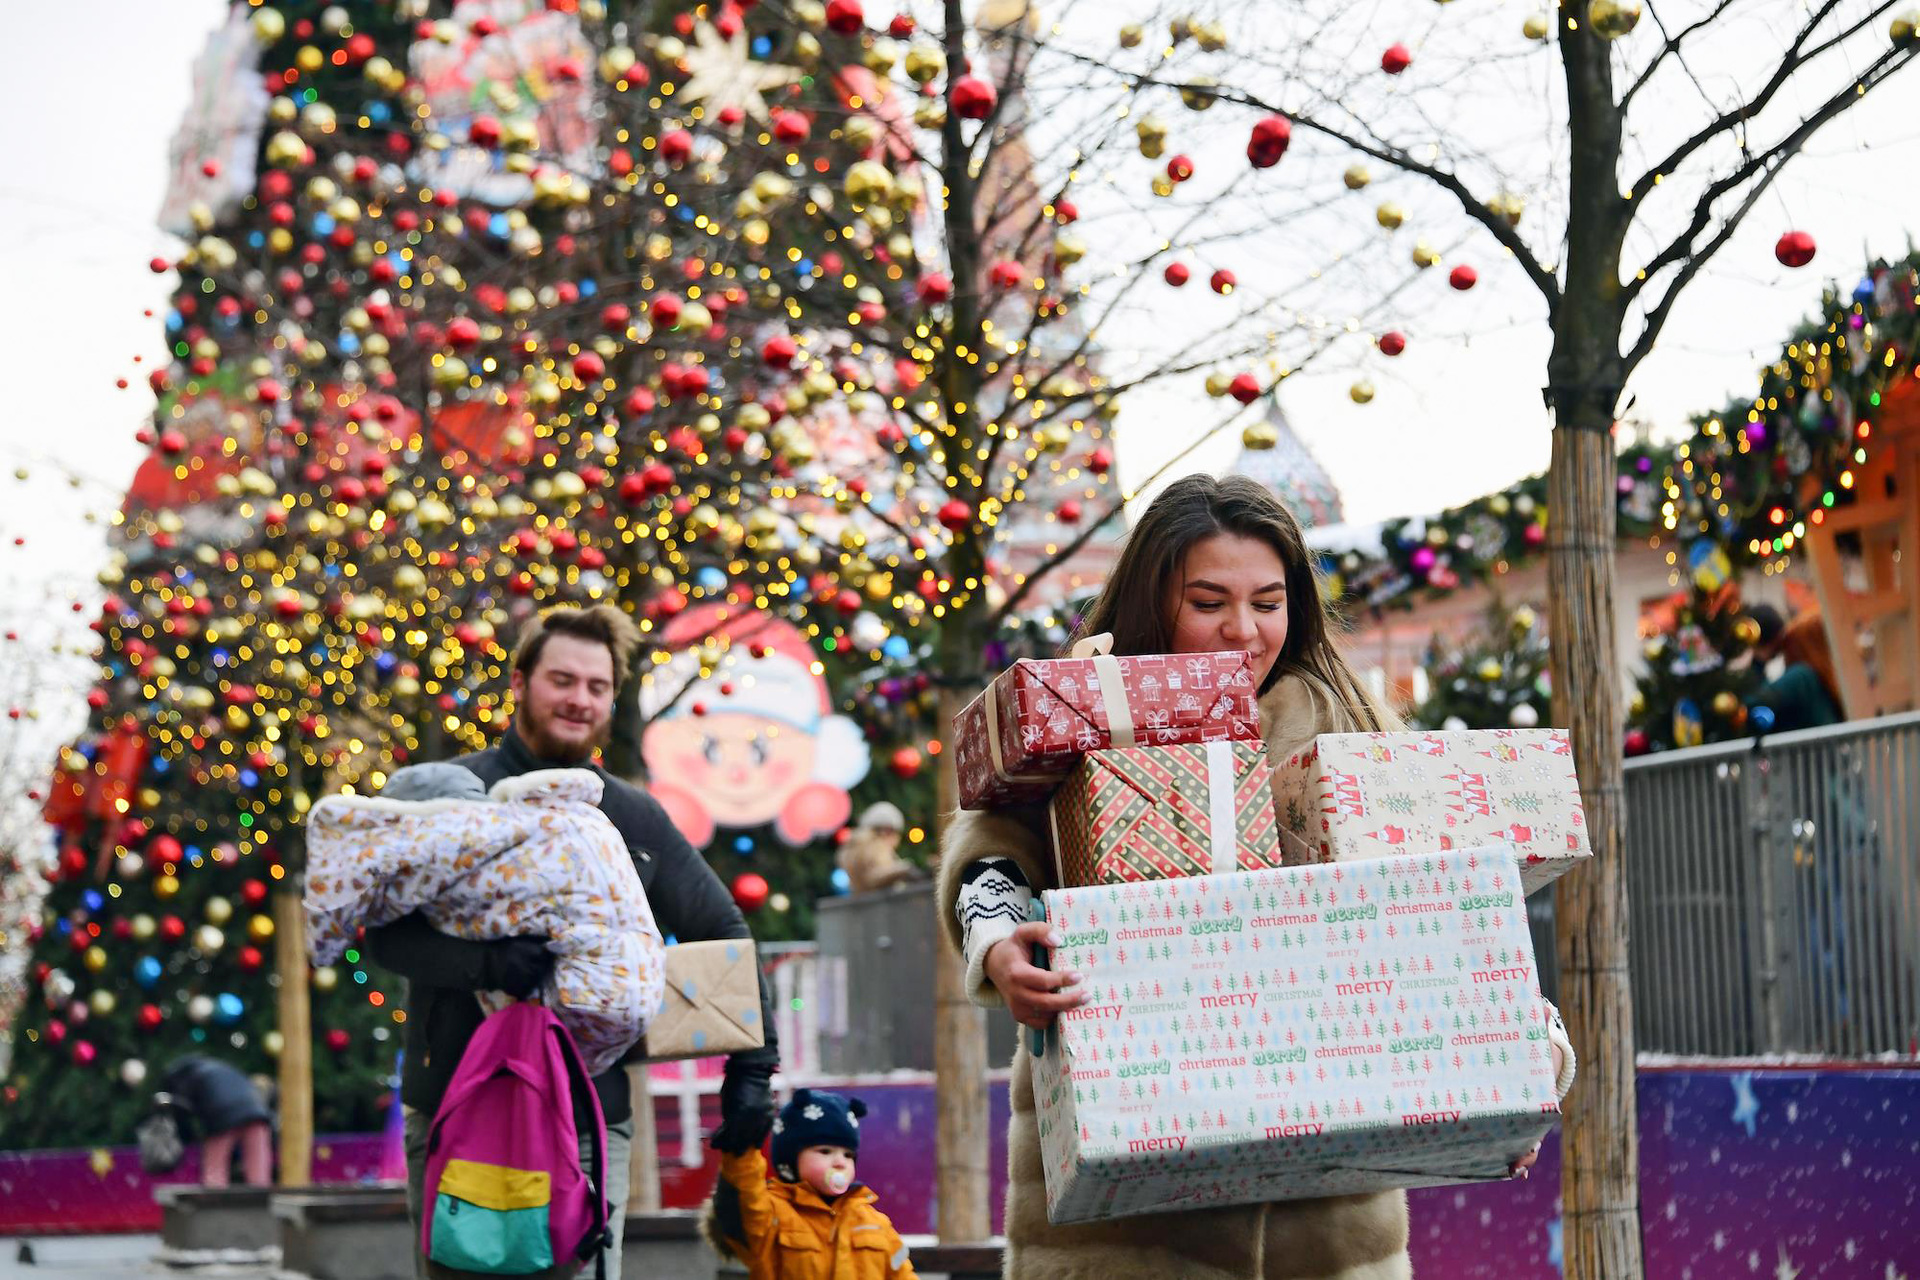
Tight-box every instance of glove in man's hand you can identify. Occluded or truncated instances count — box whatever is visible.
[483,937,555,999]
[709,1060,777,1155]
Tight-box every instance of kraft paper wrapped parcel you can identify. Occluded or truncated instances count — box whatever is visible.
[1032,845,1559,1223]
[1270,729,1591,895]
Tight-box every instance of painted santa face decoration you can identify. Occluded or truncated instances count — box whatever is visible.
[1166,532,1291,689]
[647,714,816,828]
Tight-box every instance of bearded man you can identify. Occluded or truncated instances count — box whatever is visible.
[366,605,779,1280]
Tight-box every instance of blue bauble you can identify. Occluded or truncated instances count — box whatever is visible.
[830,868,852,895]
[135,956,163,989]
[1750,704,1776,733]
[882,635,910,660]
[213,993,244,1026]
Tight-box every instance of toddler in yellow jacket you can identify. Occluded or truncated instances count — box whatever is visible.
[709,1088,916,1280]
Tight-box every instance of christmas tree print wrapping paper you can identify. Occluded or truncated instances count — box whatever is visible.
[1269,729,1590,896]
[1049,740,1282,887]
[953,641,1261,810]
[1031,847,1559,1224]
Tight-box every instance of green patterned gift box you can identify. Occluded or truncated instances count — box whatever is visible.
[1050,740,1281,887]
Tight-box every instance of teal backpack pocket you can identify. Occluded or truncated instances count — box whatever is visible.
[428,1158,556,1274]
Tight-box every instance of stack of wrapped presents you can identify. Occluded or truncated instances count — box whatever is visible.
[956,640,1590,1224]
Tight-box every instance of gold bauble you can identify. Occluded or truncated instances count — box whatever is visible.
[1053,234,1088,266]
[1588,0,1642,38]
[1151,174,1176,198]
[1118,22,1144,47]
[263,1030,286,1057]
[1734,616,1762,647]
[1343,164,1372,191]
[195,924,226,954]
[248,914,276,943]
[313,966,339,993]
[84,945,109,974]
[1411,240,1442,268]
[251,7,286,42]
[1477,659,1504,682]
[1629,691,1648,717]
[1241,422,1279,450]
[863,38,899,74]
[264,130,308,169]
[904,44,944,83]
[1375,202,1405,230]
[599,45,638,82]
[131,914,156,941]
[205,896,234,926]
[295,44,324,74]
[1349,380,1376,405]
[844,160,894,206]
[1523,12,1551,40]
[1205,371,1234,398]
[89,989,117,1016]
[155,875,181,901]
[1179,77,1217,111]
[1712,690,1742,719]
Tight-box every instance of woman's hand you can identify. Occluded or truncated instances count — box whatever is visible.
[983,921,1089,1030]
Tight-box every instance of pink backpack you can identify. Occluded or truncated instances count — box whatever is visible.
[422,1003,610,1277]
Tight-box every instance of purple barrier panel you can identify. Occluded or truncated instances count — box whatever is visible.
[0,1133,390,1236]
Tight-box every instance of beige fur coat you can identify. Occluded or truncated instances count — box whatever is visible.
[938,674,1415,1280]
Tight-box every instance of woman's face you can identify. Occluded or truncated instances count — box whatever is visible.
[1166,532,1291,688]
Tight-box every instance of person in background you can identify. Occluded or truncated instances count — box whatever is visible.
[367,605,780,1280]
[1746,604,1844,732]
[836,802,926,894]
[707,1088,916,1279]
[157,1054,274,1188]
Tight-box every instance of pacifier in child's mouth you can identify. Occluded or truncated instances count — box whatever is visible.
[825,1169,852,1194]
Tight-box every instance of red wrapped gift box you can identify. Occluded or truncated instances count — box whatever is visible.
[953,638,1261,810]
[1049,740,1281,887]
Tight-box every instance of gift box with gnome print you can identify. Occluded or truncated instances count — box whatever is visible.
[1031,846,1559,1223]
[1269,729,1591,896]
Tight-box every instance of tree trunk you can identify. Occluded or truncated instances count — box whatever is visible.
[273,885,314,1187]
[932,679,991,1241]
[1546,411,1642,1277]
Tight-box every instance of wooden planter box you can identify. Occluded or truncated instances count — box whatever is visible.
[272,1184,412,1280]
[153,1185,278,1265]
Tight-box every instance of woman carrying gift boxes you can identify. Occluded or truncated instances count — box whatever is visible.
[939,474,1576,1280]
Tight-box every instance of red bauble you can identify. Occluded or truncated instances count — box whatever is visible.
[937,498,971,530]
[650,293,683,326]
[1165,154,1194,183]
[1381,43,1412,74]
[137,1004,164,1032]
[1378,330,1407,356]
[45,1020,67,1045]
[325,1029,351,1053]
[761,333,798,366]
[237,946,265,974]
[1522,523,1546,548]
[1775,230,1816,268]
[1163,262,1191,287]
[825,0,864,33]
[889,14,916,36]
[987,259,1024,289]
[890,745,924,778]
[1209,269,1236,294]
[572,352,605,381]
[71,1040,96,1067]
[468,115,503,148]
[915,272,954,305]
[772,110,810,144]
[624,387,658,417]
[147,834,183,871]
[159,915,186,942]
[1623,728,1651,757]
[446,316,481,349]
[731,872,771,914]
[659,129,694,165]
[1056,499,1083,523]
[1228,372,1262,404]
[950,75,996,120]
[1087,447,1114,474]
[240,878,269,907]
[1247,115,1292,168]
[1448,264,1478,291]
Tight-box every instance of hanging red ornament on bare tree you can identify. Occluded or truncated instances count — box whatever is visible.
[1774,230,1817,268]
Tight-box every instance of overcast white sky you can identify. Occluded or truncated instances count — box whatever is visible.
[4,0,1920,595]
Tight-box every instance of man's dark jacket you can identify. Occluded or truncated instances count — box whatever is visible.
[363,728,779,1124]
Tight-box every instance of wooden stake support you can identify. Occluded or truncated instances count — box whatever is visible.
[273,886,313,1187]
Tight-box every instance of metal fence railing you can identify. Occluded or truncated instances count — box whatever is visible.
[1530,711,1920,1058]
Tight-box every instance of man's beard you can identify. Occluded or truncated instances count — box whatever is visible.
[517,707,610,764]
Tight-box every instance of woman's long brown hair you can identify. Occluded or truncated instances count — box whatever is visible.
[1070,473,1393,727]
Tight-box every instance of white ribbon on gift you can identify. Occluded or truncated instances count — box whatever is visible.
[1205,739,1239,874]
[983,632,1135,786]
